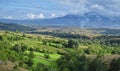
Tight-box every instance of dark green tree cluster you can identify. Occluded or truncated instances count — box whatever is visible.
[57,50,120,71]
[33,63,51,71]
[109,58,120,71]
[44,51,50,59]
[25,51,35,67]
[67,39,79,48]
[12,43,28,53]
[57,51,90,71]
[30,32,90,39]
[89,58,107,71]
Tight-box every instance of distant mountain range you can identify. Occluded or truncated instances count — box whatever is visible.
[0,12,120,28]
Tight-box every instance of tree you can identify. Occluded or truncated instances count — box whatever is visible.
[27,56,34,67]
[43,40,47,45]
[33,63,51,71]
[109,58,120,71]
[89,58,107,71]
[21,43,28,52]
[13,43,28,53]
[26,51,34,67]
[67,39,79,48]
[44,51,50,59]
[13,44,22,53]
[29,51,35,58]
[57,51,90,71]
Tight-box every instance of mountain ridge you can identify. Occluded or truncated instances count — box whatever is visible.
[0,12,120,28]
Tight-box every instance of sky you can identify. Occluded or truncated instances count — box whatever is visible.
[0,0,120,19]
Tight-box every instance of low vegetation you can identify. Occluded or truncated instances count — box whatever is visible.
[0,30,120,71]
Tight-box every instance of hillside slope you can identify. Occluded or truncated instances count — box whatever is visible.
[0,22,34,31]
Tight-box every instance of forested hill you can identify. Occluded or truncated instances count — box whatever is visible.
[0,22,35,31]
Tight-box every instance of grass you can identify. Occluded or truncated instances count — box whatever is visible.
[12,36,66,53]
[8,32,64,69]
[26,51,61,68]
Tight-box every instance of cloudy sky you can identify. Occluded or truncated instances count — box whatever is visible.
[0,0,120,19]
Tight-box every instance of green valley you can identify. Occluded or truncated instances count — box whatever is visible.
[0,29,120,71]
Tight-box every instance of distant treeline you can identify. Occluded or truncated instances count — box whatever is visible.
[29,32,90,39]
[29,32,120,47]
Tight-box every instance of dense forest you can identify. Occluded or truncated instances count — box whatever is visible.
[0,29,120,71]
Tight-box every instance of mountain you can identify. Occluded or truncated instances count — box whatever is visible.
[0,12,120,28]
[0,22,34,31]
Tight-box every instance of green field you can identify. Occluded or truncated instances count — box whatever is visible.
[26,51,61,68]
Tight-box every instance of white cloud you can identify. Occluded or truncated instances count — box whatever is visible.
[56,0,89,15]
[1,0,120,20]
[3,16,13,19]
[90,4,105,10]
[37,13,44,19]
[56,0,120,17]
[13,0,120,19]
[57,0,88,4]
[70,9,79,13]
[51,13,56,17]
[88,0,120,16]
[27,13,35,19]
[27,13,45,19]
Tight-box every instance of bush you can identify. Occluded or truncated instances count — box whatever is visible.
[109,58,120,71]
[57,51,90,71]
[89,58,107,71]
[33,63,51,71]
[67,39,79,48]
[44,52,50,59]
